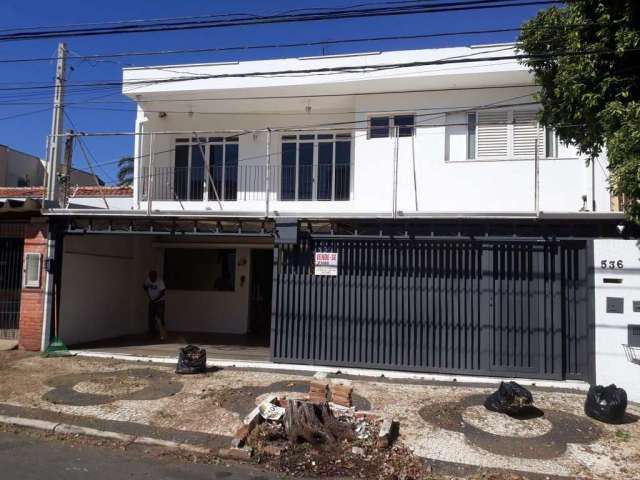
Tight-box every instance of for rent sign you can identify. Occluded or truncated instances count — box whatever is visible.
[314,252,338,276]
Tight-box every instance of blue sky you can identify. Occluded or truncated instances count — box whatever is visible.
[0,1,548,184]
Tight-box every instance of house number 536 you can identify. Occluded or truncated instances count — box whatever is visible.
[601,260,624,269]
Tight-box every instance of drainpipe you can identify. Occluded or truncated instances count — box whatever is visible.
[265,128,272,218]
[392,126,399,219]
[591,158,596,212]
[133,118,147,210]
[534,126,540,216]
[146,133,155,216]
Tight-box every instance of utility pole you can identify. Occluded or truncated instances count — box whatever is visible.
[45,42,67,206]
[40,42,67,352]
[60,130,74,207]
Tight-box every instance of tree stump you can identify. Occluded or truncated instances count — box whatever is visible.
[283,400,353,445]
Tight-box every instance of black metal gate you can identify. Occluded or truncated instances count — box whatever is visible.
[271,238,592,381]
[0,238,23,340]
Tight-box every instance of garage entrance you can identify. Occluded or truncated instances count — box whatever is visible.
[271,238,593,381]
[58,234,273,361]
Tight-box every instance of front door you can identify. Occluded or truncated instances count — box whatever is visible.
[0,238,23,340]
[249,249,273,343]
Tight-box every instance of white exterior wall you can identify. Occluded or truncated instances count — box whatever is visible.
[133,87,608,216]
[593,240,640,403]
[59,236,143,345]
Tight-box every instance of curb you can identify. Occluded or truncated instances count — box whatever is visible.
[69,350,591,392]
[0,414,212,455]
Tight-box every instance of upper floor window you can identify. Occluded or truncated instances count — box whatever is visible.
[173,136,239,201]
[465,110,557,160]
[368,114,415,138]
[281,133,351,201]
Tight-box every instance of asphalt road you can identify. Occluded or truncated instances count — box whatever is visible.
[0,431,289,480]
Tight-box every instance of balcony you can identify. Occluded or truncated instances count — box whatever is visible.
[140,164,352,204]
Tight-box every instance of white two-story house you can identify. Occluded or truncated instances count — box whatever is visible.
[41,45,639,399]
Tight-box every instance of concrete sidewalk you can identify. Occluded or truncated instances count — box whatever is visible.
[2,350,640,479]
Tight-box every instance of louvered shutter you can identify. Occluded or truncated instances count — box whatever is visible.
[513,110,543,158]
[477,111,508,158]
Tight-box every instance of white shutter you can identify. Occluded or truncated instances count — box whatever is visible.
[477,111,508,158]
[513,110,543,158]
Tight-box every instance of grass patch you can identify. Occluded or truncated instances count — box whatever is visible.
[615,429,631,442]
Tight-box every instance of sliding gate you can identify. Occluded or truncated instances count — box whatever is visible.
[271,238,592,381]
[0,238,23,340]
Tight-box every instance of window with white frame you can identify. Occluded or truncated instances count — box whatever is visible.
[280,133,351,201]
[173,136,239,201]
[368,114,415,138]
[465,110,557,160]
[23,253,41,288]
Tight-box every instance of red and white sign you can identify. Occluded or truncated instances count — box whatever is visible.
[314,252,338,276]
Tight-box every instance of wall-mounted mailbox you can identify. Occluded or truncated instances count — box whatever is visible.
[606,297,624,314]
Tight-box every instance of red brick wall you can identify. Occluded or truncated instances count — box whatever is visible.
[18,223,48,351]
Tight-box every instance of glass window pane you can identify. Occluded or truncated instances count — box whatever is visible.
[299,134,315,140]
[281,142,296,200]
[224,143,238,200]
[545,127,555,158]
[335,140,351,201]
[369,116,390,138]
[174,145,189,200]
[394,114,414,137]
[298,142,314,200]
[164,248,236,291]
[317,134,333,140]
[317,142,333,200]
[467,113,476,160]
[190,144,205,200]
[225,135,239,142]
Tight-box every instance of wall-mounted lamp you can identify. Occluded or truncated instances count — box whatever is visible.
[158,111,167,119]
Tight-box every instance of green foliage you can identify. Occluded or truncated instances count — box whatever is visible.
[116,156,134,186]
[518,1,640,219]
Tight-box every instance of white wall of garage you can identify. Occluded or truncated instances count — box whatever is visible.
[59,235,256,345]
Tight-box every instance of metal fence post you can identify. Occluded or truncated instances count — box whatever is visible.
[265,128,272,218]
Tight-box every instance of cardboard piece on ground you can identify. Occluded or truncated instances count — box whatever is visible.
[0,339,18,351]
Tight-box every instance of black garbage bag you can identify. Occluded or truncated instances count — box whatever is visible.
[484,381,534,415]
[175,345,206,374]
[584,384,628,424]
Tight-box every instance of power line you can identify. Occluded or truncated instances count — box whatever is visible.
[0,1,559,42]
[0,27,526,64]
[0,83,537,106]
[0,45,636,94]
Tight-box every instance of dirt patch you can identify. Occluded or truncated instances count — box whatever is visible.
[247,418,428,479]
[206,380,371,416]
[43,369,183,406]
[419,394,604,459]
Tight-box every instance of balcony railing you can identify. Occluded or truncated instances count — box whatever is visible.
[141,164,351,202]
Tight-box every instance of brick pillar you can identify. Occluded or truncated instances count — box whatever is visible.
[18,224,48,351]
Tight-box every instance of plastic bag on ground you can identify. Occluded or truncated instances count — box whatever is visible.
[259,402,285,421]
[484,381,533,415]
[584,384,628,424]
[175,344,207,374]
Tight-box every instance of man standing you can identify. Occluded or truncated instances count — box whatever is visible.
[143,270,167,340]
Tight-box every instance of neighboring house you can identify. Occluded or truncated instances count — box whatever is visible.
[11,45,639,400]
[0,145,45,187]
[0,144,104,188]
